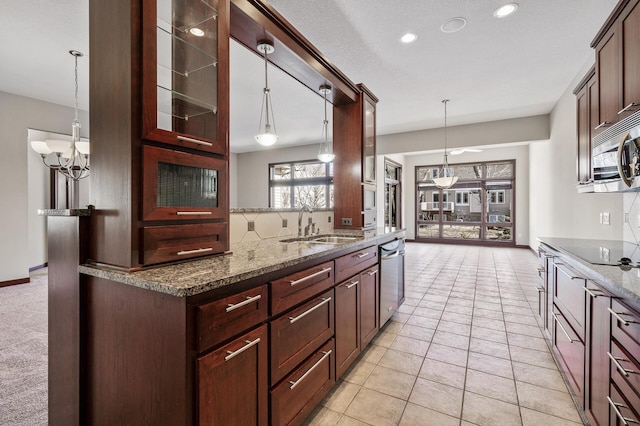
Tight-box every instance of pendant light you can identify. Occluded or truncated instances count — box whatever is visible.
[255,40,278,146]
[432,99,458,189]
[317,85,334,163]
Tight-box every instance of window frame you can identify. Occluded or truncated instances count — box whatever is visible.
[268,159,334,209]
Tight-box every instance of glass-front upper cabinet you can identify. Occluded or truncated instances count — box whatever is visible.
[142,0,228,154]
[363,98,376,182]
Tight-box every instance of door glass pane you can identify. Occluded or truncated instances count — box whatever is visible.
[442,224,480,239]
[485,226,513,241]
[158,162,217,207]
[450,164,483,179]
[486,162,513,178]
[363,100,376,182]
[417,224,439,238]
[294,163,326,178]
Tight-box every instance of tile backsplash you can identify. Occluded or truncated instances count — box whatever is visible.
[624,192,640,243]
[230,209,334,243]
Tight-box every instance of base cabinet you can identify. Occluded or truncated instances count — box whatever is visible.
[197,325,268,425]
[360,266,379,348]
[335,278,360,378]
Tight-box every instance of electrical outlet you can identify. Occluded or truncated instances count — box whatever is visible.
[602,212,610,225]
[247,221,255,231]
[341,218,352,226]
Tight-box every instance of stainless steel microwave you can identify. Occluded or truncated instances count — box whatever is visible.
[592,110,640,192]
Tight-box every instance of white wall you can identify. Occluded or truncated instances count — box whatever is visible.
[0,91,89,282]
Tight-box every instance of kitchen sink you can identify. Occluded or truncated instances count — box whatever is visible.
[280,235,360,244]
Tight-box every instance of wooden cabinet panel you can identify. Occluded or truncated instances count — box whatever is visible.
[575,67,597,184]
[196,284,268,352]
[554,263,587,341]
[270,289,334,385]
[621,1,640,119]
[610,340,640,406]
[360,266,379,348]
[609,382,640,425]
[552,307,585,401]
[596,29,620,132]
[271,262,334,315]
[335,246,377,283]
[142,222,228,265]
[585,284,610,426]
[197,325,268,426]
[270,339,335,426]
[335,276,360,378]
[610,299,640,356]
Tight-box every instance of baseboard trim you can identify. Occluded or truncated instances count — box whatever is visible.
[29,263,48,272]
[0,277,30,288]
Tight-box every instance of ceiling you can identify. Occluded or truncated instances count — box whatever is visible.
[0,0,619,153]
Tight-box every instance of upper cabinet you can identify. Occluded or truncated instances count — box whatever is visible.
[142,0,229,155]
[574,66,597,185]
[591,0,640,134]
[363,96,376,183]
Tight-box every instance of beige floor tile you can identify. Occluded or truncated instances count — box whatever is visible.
[381,320,404,335]
[441,311,473,325]
[399,402,460,426]
[505,322,543,338]
[370,332,395,349]
[397,323,435,341]
[436,320,472,337]
[467,351,514,379]
[412,306,443,319]
[305,406,343,425]
[409,378,464,418]
[503,304,530,314]
[336,416,369,426]
[343,360,376,385]
[344,388,406,426]
[389,335,430,356]
[504,312,539,326]
[471,325,508,344]
[474,301,503,312]
[447,297,475,307]
[378,348,424,376]
[516,381,582,423]
[520,407,583,426]
[473,316,506,331]
[419,357,467,389]
[432,330,470,350]
[512,362,567,392]
[323,382,362,413]
[509,346,556,369]
[406,315,441,330]
[363,365,416,400]
[445,304,474,315]
[469,337,511,359]
[359,344,388,364]
[390,312,410,324]
[397,304,416,314]
[461,391,522,426]
[402,297,421,307]
[426,343,469,368]
[473,307,504,320]
[507,333,549,352]
[465,369,518,404]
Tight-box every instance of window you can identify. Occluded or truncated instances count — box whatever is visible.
[269,160,333,208]
[488,190,505,204]
[455,191,469,205]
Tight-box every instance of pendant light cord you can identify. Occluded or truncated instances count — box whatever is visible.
[442,99,449,167]
[74,53,79,123]
[263,46,270,127]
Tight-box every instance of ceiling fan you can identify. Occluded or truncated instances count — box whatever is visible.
[449,148,482,155]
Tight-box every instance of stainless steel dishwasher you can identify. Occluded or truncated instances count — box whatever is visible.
[379,238,405,326]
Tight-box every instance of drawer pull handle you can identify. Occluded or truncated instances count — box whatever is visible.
[618,102,639,115]
[608,308,639,326]
[557,264,584,280]
[289,350,332,390]
[289,297,331,324]
[536,286,545,293]
[177,135,213,147]
[176,211,213,215]
[607,352,638,377]
[552,312,575,343]
[289,267,332,286]
[367,269,378,276]
[177,247,213,256]
[355,252,370,258]
[346,280,359,289]
[583,287,604,298]
[607,396,638,425]
[536,267,545,272]
[226,294,262,312]
[224,338,261,362]
[594,121,611,130]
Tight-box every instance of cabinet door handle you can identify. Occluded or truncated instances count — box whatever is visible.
[607,396,638,425]
[608,308,639,326]
[552,312,575,343]
[224,338,261,362]
[367,269,378,276]
[289,267,332,286]
[355,252,370,258]
[536,267,545,272]
[594,121,611,130]
[177,135,213,147]
[225,294,262,312]
[176,211,213,215]
[177,247,213,256]
[345,280,359,289]
[289,350,332,390]
[607,352,638,377]
[536,286,545,293]
[583,287,605,298]
[618,102,639,115]
[288,297,331,324]
[557,264,584,280]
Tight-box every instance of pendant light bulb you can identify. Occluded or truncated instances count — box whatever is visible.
[255,40,278,147]
[317,85,334,163]
[432,99,458,189]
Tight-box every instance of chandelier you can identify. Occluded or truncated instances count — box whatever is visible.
[432,99,458,189]
[255,40,278,146]
[317,85,334,163]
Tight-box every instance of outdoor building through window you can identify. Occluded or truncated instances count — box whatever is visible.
[269,160,334,208]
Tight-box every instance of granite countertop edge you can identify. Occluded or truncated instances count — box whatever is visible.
[80,229,405,297]
[538,237,640,309]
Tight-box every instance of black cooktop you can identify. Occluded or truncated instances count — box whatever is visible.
[561,240,640,269]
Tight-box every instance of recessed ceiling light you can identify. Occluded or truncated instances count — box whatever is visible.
[440,17,467,33]
[493,3,519,18]
[190,27,205,37]
[400,33,417,43]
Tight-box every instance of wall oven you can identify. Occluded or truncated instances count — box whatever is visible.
[593,110,640,192]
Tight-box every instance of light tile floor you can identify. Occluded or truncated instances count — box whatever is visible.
[305,242,585,426]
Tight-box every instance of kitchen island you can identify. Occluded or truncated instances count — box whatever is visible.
[73,228,404,425]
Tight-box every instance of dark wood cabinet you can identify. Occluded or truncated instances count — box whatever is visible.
[271,262,334,315]
[584,282,610,426]
[620,1,640,120]
[197,324,268,425]
[574,67,597,184]
[595,28,619,133]
[142,222,228,264]
[554,263,587,341]
[360,266,379,348]
[334,245,377,283]
[335,277,360,378]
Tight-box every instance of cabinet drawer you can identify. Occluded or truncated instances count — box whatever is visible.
[360,266,379,348]
[335,277,360,379]
[610,340,640,403]
[270,289,334,385]
[271,339,335,426]
[196,285,268,352]
[142,222,228,265]
[610,299,640,363]
[271,262,334,315]
[554,263,586,341]
[335,246,378,283]
[609,382,640,426]
[552,308,585,400]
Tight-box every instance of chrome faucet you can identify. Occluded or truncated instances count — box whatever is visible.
[298,205,313,236]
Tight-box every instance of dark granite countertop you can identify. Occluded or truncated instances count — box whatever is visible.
[538,237,640,309]
[79,228,405,297]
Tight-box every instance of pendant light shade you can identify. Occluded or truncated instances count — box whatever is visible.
[255,40,278,146]
[432,99,458,189]
[317,85,334,163]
